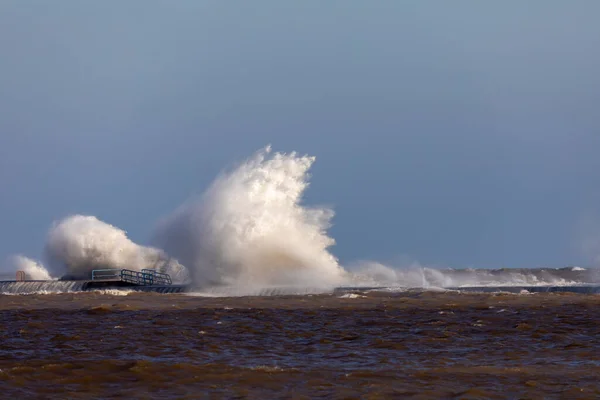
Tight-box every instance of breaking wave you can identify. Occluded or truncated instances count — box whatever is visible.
[153,146,346,289]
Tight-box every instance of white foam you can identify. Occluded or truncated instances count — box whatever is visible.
[92,289,132,296]
[339,293,365,299]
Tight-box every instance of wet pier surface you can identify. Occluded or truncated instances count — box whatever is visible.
[3,278,600,296]
[0,280,188,294]
[1,290,599,398]
[447,285,600,294]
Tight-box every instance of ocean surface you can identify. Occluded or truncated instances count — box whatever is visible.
[1,289,599,399]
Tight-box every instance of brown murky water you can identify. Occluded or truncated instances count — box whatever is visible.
[1,290,599,399]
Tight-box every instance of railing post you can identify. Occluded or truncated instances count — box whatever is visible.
[16,271,26,281]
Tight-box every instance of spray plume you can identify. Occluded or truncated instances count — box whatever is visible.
[5,255,52,280]
[153,146,346,289]
[44,215,187,281]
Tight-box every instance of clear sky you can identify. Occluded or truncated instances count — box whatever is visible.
[1,1,599,269]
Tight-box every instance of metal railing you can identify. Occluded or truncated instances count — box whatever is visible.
[121,269,173,286]
[91,269,122,281]
[16,270,26,281]
[142,269,173,285]
[91,268,172,286]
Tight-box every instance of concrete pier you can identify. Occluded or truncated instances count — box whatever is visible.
[446,285,600,294]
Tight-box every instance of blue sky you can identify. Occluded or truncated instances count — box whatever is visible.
[1,1,599,269]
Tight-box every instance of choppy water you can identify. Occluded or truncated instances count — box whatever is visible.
[1,290,599,398]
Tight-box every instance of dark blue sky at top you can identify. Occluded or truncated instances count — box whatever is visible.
[1,1,599,269]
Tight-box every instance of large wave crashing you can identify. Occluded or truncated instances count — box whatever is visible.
[3,146,346,290]
[153,146,346,289]
[2,146,597,292]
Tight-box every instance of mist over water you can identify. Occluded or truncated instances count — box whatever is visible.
[347,261,593,289]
